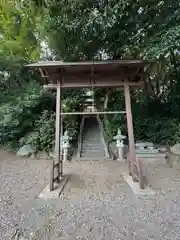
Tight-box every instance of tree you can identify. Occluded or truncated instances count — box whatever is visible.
[1,0,180,148]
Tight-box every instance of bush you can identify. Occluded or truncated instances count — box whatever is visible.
[0,82,55,146]
[20,110,80,153]
[100,90,180,146]
[134,117,180,146]
[20,110,56,152]
[103,115,126,143]
[0,79,83,153]
[104,114,180,146]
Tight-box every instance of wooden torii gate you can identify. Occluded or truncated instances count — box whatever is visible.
[27,60,149,190]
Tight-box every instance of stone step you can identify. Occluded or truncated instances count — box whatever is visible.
[83,136,100,139]
[82,137,101,143]
[82,148,104,152]
[83,125,99,128]
[82,145,102,148]
[83,135,100,137]
[83,129,100,132]
[81,152,105,155]
[81,154,105,158]
[83,131,100,133]
[136,149,159,154]
[81,147,104,152]
[81,151,105,156]
[83,137,100,139]
[82,142,102,145]
[83,128,100,131]
[136,153,166,163]
[82,143,103,148]
[83,138,101,141]
[83,135,101,138]
[83,130,100,133]
[82,142,101,145]
[136,153,166,158]
[81,148,104,153]
[79,117,107,160]
[81,155,106,159]
[81,150,105,155]
[83,132,100,134]
[78,157,109,161]
[82,139,102,145]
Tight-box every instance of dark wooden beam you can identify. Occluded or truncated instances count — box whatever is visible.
[55,81,61,180]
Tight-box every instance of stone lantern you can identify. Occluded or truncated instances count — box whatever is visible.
[113,128,126,161]
[61,130,72,161]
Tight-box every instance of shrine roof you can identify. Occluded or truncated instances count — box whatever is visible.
[26,59,149,88]
[27,59,148,69]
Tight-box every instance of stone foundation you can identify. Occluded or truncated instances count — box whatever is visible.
[135,142,166,163]
[166,151,180,168]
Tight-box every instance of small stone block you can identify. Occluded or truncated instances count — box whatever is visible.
[148,146,155,150]
[158,147,167,153]
[139,146,145,150]
[136,153,166,159]
[136,149,159,154]
[136,142,154,148]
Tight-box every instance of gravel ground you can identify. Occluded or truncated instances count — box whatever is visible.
[0,150,51,239]
[1,151,180,240]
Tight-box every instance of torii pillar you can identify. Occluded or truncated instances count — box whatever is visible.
[124,83,137,180]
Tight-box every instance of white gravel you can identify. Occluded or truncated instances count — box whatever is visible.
[0,150,51,239]
[1,152,180,240]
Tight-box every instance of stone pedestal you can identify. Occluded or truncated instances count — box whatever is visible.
[63,147,68,162]
[113,128,126,162]
[135,142,166,163]
[117,143,124,162]
[167,143,180,168]
[61,130,71,162]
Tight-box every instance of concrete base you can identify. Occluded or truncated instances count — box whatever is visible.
[167,151,180,168]
[123,173,155,196]
[38,176,68,200]
[116,158,125,162]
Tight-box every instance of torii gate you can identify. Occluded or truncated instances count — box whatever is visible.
[27,60,149,190]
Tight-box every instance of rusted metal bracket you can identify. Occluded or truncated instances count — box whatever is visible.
[50,160,60,191]
[127,154,145,189]
[49,159,69,195]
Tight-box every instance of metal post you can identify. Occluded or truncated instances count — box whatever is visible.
[124,83,137,181]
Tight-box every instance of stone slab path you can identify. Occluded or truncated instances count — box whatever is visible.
[1,151,180,239]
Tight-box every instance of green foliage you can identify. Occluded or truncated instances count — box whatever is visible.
[0,4,40,61]
[35,0,180,148]
[20,110,56,152]
[134,117,180,146]
[20,108,81,153]
[0,1,84,154]
[103,116,125,143]
[35,0,180,60]
[0,82,55,145]
[62,89,84,141]
[1,0,180,152]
